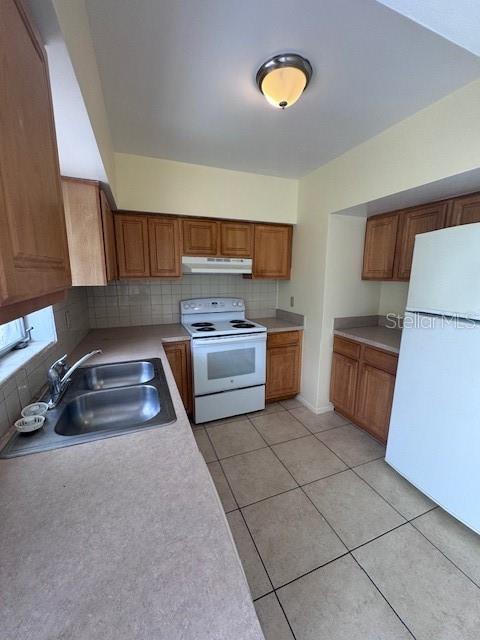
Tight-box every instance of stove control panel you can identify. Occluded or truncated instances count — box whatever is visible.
[181,298,245,314]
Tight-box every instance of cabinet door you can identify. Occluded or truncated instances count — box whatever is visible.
[220,222,253,257]
[393,203,448,280]
[266,333,301,401]
[0,0,70,306]
[330,352,358,417]
[100,190,118,282]
[148,217,182,277]
[115,214,150,278]
[163,341,192,415]
[182,219,218,256]
[253,224,292,279]
[362,214,398,280]
[447,193,480,227]
[355,363,395,443]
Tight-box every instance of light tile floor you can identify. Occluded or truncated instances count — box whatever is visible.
[192,405,480,640]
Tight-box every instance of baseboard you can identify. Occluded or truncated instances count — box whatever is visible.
[297,395,334,415]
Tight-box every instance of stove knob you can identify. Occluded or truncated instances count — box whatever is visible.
[232,301,237,306]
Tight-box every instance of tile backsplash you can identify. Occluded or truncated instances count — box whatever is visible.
[87,275,278,328]
[0,288,89,438]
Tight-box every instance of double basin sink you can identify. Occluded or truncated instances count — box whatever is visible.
[1,359,176,458]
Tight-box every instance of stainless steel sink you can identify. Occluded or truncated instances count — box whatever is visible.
[83,361,155,390]
[0,358,176,458]
[55,385,160,436]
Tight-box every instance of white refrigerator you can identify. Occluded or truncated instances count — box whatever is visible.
[386,222,480,534]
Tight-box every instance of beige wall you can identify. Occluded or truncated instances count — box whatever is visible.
[114,153,298,223]
[378,282,409,316]
[53,0,116,196]
[279,79,480,411]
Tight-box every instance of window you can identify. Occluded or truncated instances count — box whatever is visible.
[0,317,27,358]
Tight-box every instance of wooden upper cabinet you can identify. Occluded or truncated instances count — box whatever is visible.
[100,190,118,282]
[148,216,182,277]
[362,213,398,280]
[393,202,448,280]
[62,178,117,286]
[447,192,480,227]
[182,219,218,256]
[220,222,253,257]
[253,224,292,279]
[0,0,70,308]
[115,214,150,278]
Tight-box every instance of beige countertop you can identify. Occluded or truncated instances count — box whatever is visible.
[0,329,264,640]
[255,317,304,333]
[334,325,402,354]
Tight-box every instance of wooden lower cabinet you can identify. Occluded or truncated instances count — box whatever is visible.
[266,331,302,402]
[355,363,396,442]
[163,340,192,415]
[330,353,358,417]
[330,336,398,443]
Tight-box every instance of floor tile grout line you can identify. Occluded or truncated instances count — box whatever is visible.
[350,553,417,639]
[218,454,276,595]
[236,506,276,597]
[409,517,480,591]
[349,465,410,523]
[272,549,352,591]
[348,465,449,536]
[264,442,351,555]
[213,442,269,462]
[269,521,411,593]
[273,589,299,640]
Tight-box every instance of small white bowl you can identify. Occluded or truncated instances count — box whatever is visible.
[15,415,45,433]
[21,402,48,418]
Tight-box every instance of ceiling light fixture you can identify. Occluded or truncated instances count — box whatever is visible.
[256,53,312,110]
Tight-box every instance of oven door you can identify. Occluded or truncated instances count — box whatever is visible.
[191,333,267,396]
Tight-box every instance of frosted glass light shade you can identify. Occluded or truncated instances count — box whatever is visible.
[256,53,312,110]
[260,67,307,109]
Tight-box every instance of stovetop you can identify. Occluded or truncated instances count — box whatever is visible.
[180,297,267,338]
[183,318,266,338]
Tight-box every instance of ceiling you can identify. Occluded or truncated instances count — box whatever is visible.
[86,0,480,178]
[377,0,480,56]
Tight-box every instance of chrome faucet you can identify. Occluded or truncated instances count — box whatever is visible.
[47,349,102,408]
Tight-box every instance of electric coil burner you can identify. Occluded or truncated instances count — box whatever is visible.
[180,298,267,424]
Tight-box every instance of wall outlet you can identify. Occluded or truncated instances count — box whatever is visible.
[290,296,294,308]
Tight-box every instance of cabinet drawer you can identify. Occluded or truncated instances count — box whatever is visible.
[333,336,361,360]
[267,331,301,348]
[363,346,398,375]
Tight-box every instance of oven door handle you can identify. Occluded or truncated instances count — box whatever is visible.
[191,333,267,347]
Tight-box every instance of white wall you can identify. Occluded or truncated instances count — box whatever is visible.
[279,79,480,411]
[53,0,116,195]
[114,153,298,223]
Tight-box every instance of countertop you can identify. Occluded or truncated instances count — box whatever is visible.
[255,317,304,333]
[0,329,264,640]
[334,325,402,354]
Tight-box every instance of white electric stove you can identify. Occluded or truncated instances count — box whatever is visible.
[180,298,267,423]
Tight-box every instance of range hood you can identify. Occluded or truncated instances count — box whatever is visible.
[182,256,252,274]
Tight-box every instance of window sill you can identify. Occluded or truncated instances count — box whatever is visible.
[0,340,55,386]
